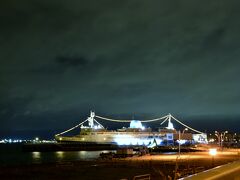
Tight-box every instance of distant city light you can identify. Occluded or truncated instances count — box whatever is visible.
[209,138,215,142]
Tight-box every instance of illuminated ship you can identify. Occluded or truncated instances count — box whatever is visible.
[55,111,207,146]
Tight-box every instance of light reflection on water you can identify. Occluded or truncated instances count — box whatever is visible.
[0,144,116,165]
[30,150,115,164]
[56,151,64,159]
[79,151,86,156]
[50,150,115,163]
[32,152,41,159]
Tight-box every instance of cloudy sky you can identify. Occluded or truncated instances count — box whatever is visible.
[1,0,240,137]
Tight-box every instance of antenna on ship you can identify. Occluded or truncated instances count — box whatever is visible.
[87,111,95,128]
[86,111,104,129]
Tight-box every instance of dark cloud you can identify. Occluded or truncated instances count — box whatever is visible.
[202,27,226,50]
[0,0,240,136]
[55,56,89,67]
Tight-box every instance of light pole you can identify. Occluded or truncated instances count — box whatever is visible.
[215,131,220,146]
[175,128,188,180]
[221,131,228,149]
[178,128,188,157]
[215,131,228,150]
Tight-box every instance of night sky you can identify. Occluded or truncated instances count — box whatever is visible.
[1,0,240,138]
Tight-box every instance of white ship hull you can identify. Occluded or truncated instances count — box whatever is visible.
[55,131,174,146]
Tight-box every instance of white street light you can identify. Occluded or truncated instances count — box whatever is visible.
[209,148,217,167]
[209,148,217,156]
[215,131,228,150]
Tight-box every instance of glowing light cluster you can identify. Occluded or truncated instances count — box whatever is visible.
[93,125,102,129]
[1,139,23,143]
[177,139,187,145]
[209,148,217,156]
[193,134,208,144]
[114,135,162,146]
[209,138,215,142]
[130,120,144,129]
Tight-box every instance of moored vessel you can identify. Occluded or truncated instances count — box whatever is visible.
[55,111,208,147]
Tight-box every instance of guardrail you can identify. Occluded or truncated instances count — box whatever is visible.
[181,160,240,180]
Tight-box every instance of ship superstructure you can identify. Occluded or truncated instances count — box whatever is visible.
[55,111,207,146]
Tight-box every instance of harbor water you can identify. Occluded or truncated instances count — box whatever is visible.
[0,144,114,166]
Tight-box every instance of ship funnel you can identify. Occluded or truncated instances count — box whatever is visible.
[167,115,174,130]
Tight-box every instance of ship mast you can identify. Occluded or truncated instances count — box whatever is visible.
[83,111,104,129]
[87,111,95,128]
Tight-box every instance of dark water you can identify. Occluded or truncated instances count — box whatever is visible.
[0,144,114,166]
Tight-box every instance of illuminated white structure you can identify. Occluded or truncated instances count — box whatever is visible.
[161,114,175,130]
[55,111,208,145]
[113,134,163,146]
[130,120,144,129]
[167,119,174,130]
[87,111,95,128]
[193,133,208,144]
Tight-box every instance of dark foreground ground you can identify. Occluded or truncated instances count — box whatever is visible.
[0,150,239,180]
